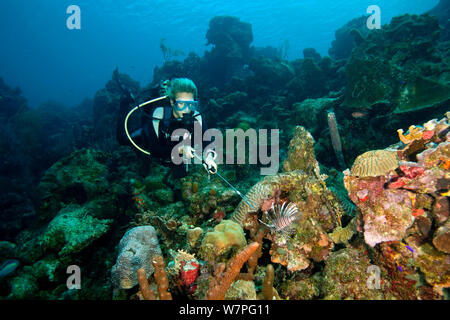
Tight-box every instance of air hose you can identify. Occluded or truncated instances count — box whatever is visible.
[124,95,168,155]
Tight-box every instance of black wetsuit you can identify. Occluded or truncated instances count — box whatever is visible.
[116,94,209,178]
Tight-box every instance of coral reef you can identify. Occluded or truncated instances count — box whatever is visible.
[230,128,342,274]
[328,15,370,60]
[0,77,27,118]
[321,248,384,299]
[36,149,125,221]
[1,9,449,301]
[428,0,450,41]
[283,126,320,176]
[344,113,449,296]
[204,16,253,86]
[42,205,112,257]
[344,14,450,115]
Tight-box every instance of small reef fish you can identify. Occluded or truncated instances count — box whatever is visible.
[439,190,450,197]
[351,111,367,119]
[0,259,20,278]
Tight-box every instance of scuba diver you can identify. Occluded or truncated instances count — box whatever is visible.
[114,68,217,179]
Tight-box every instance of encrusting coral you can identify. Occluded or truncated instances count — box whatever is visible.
[344,113,450,297]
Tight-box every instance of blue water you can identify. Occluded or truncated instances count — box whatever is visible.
[0,0,438,109]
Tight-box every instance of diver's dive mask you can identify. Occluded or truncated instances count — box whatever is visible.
[174,100,198,112]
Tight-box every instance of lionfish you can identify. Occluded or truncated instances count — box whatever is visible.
[259,201,301,234]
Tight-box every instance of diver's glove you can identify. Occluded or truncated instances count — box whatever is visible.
[203,150,218,174]
[178,145,196,160]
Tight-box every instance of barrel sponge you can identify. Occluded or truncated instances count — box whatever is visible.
[111,226,162,289]
[200,220,247,260]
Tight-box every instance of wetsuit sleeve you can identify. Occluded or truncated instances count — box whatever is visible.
[143,116,173,159]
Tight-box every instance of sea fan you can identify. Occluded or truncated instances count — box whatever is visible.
[259,202,300,234]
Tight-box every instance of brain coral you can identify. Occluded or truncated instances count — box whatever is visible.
[200,220,247,262]
[351,150,398,177]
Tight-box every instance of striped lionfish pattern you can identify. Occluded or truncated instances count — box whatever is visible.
[231,171,307,225]
[259,201,300,234]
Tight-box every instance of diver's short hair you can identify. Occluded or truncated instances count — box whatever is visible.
[166,78,198,100]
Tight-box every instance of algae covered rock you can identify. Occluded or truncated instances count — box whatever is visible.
[7,272,39,299]
[36,149,111,221]
[41,205,112,257]
[416,243,450,294]
[225,280,257,300]
[293,97,338,137]
[328,217,356,245]
[433,220,450,253]
[328,15,369,60]
[280,273,321,300]
[283,126,320,176]
[394,76,450,114]
[269,216,334,272]
[343,13,450,115]
[344,174,415,247]
[0,241,16,261]
[322,248,384,299]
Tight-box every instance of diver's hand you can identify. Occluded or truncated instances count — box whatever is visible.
[203,150,218,174]
[178,145,195,159]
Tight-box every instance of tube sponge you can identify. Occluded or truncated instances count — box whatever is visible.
[327,111,347,169]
